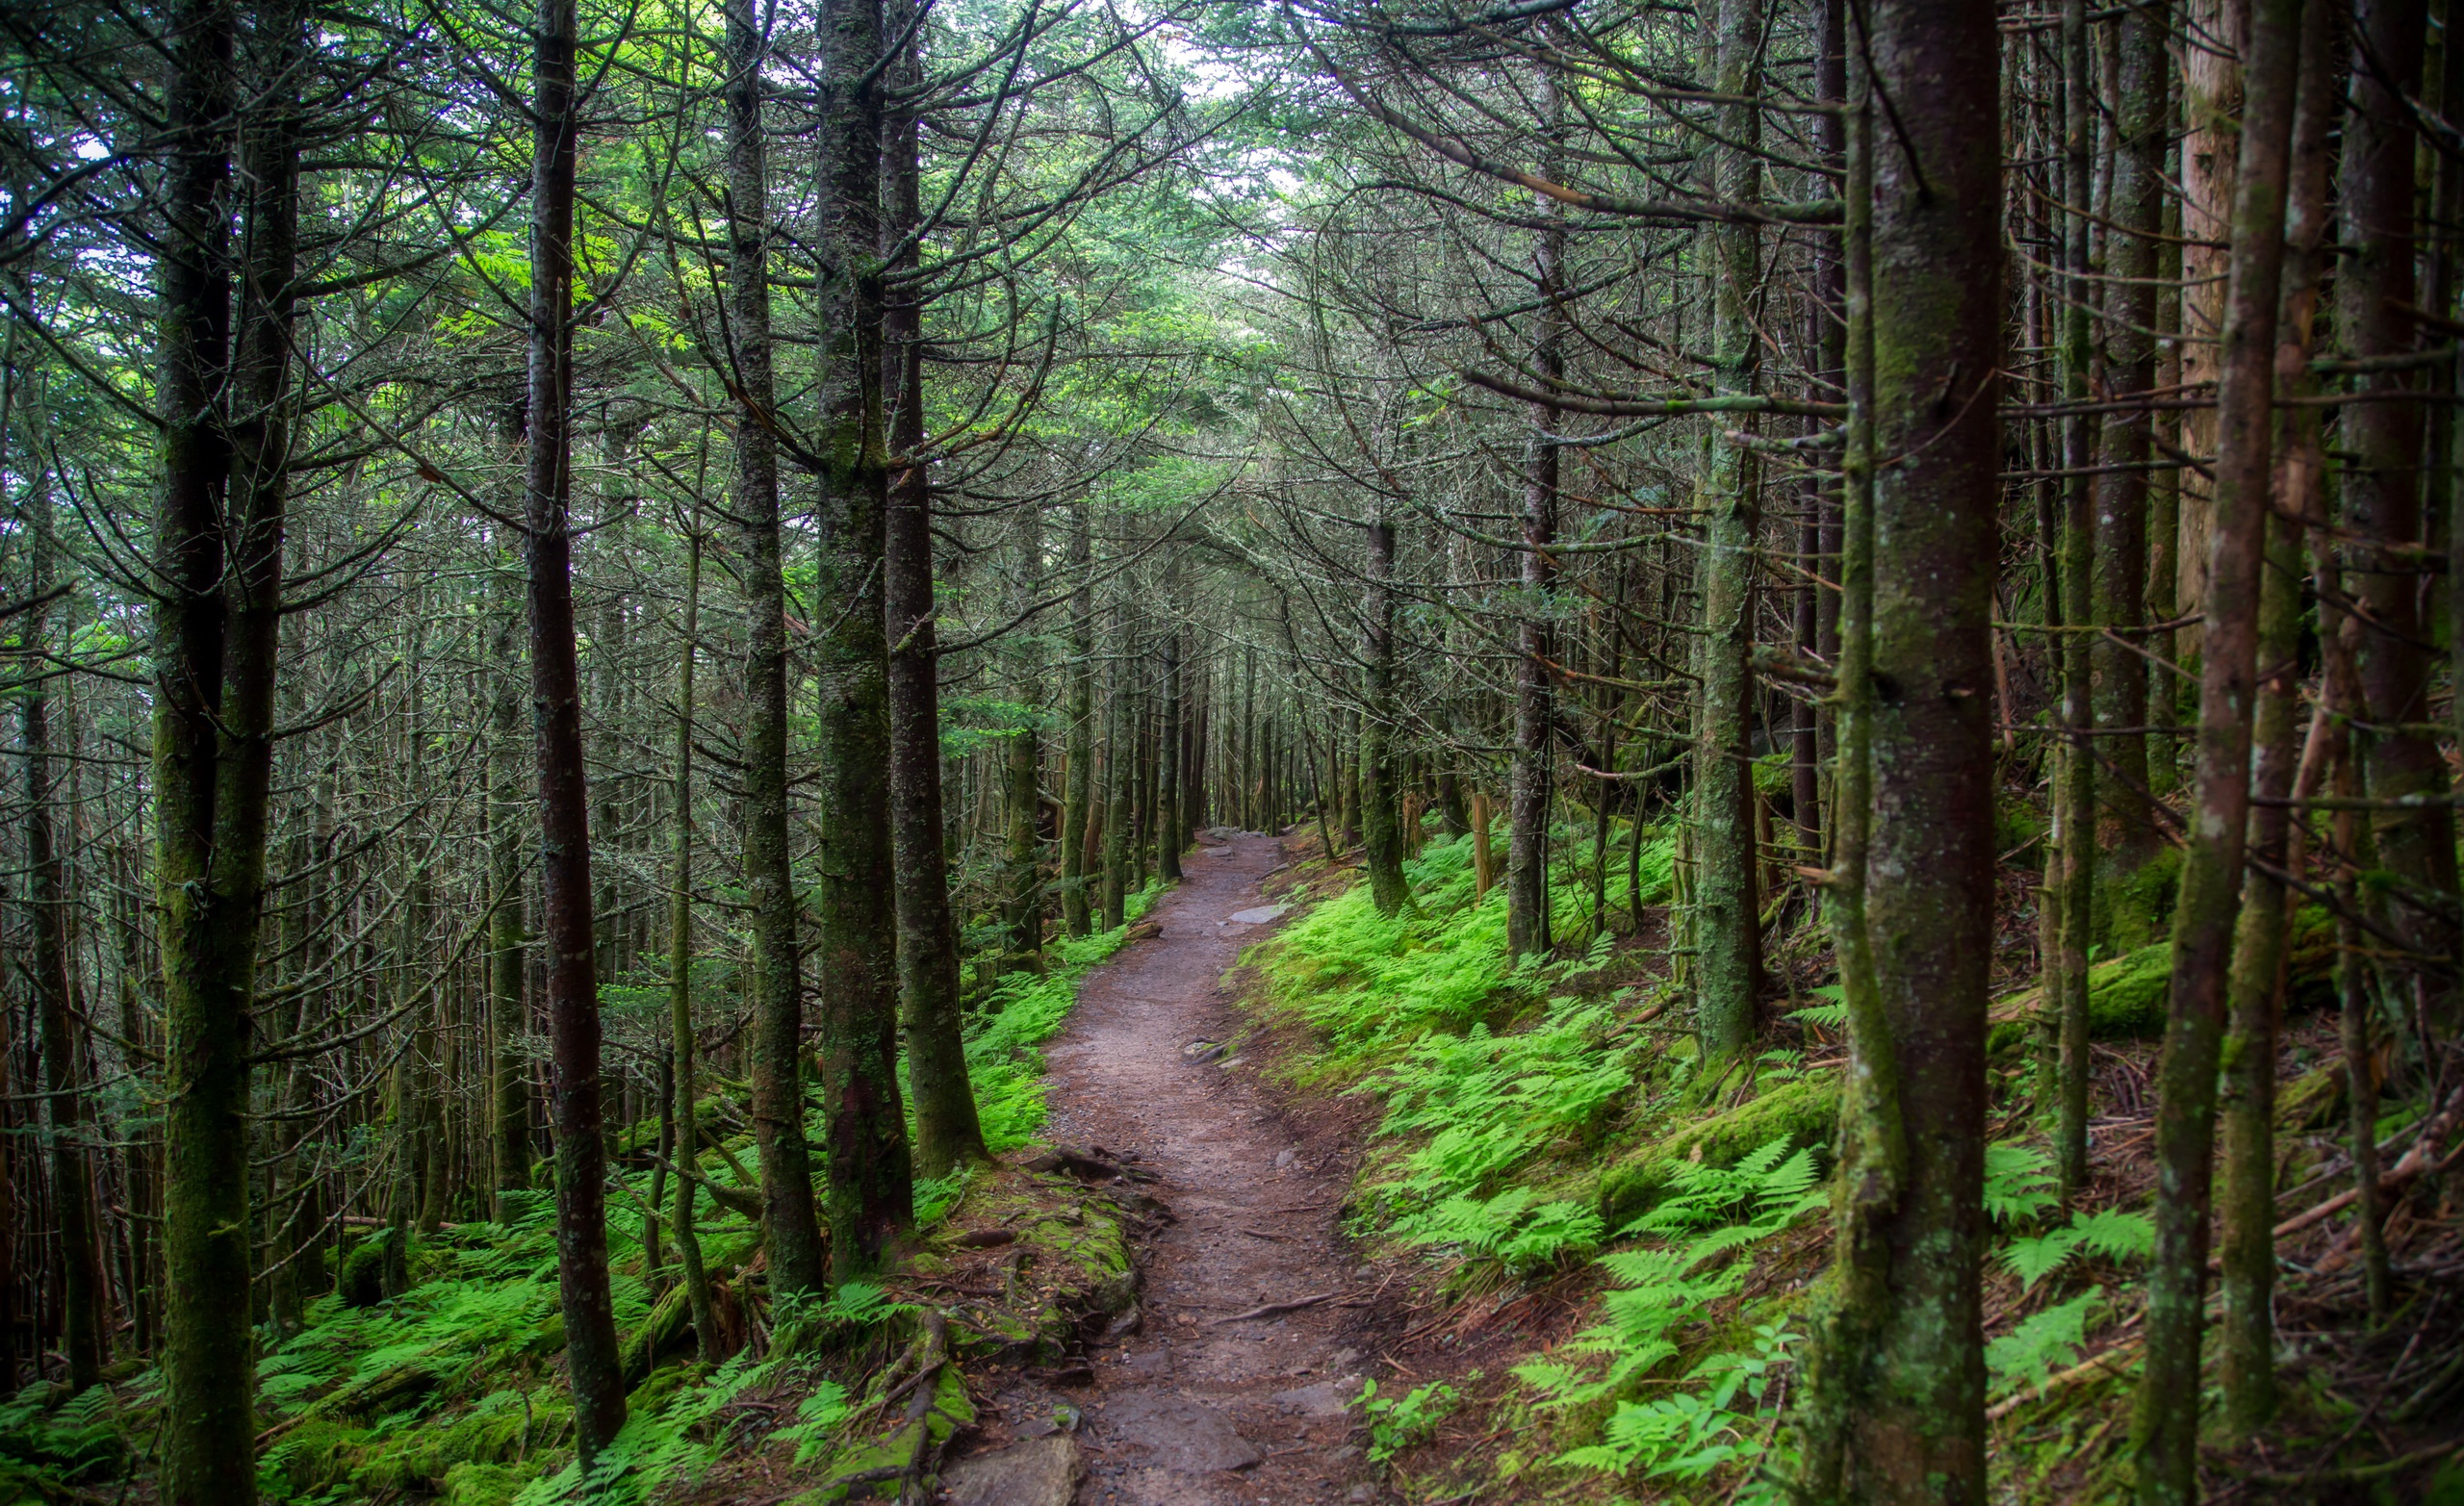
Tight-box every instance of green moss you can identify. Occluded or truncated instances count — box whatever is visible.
[1997,794,2047,856]
[791,1366,977,1503]
[261,1417,371,1497]
[338,1237,387,1309]
[442,1460,545,1506]
[2094,845,2180,951]
[1597,1077,1841,1229]
[1988,906,2337,1056]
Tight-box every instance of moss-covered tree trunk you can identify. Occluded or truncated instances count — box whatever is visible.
[2050,0,2097,1201]
[2129,0,2301,1493]
[154,0,292,1489]
[1061,499,1095,936]
[722,0,828,1298]
[1361,498,1408,914]
[1795,0,2002,1494]
[2219,0,2340,1435]
[1693,0,1762,1063]
[883,12,986,1176]
[525,0,626,1457]
[812,0,915,1273]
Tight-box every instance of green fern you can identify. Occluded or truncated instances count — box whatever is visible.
[1986,1288,2103,1396]
[1983,1140,2060,1225]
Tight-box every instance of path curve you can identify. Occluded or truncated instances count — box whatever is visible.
[1030,832,1376,1505]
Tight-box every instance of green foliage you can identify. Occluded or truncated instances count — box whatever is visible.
[1555,1324,1798,1501]
[1999,1208,2155,1290]
[1398,1188,1604,1275]
[1983,1140,2061,1225]
[775,1382,855,1467]
[1355,1379,1460,1464]
[1517,1136,1821,1417]
[1985,1289,2103,1397]
[0,1382,129,1493]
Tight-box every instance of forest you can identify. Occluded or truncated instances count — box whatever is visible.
[0,0,2459,1500]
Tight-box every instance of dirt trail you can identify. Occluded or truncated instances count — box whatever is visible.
[988,831,1380,1505]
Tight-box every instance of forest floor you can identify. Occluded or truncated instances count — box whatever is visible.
[941,831,1393,1505]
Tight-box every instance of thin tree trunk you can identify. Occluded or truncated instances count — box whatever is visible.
[667,523,720,1361]
[1102,602,1134,929]
[23,473,101,1391]
[1508,91,1564,958]
[488,530,531,1211]
[2052,0,2097,1201]
[2090,1,2168,881]
[526,0,625,1454]
[2219,0,2339,1434]
[2129,0,2301,1492]
[1061,500,1094,936]
[1158,615,1183,884]
[1005,505,1047,961]
[1361,497,1407,914]
[2335,0,2457,1001]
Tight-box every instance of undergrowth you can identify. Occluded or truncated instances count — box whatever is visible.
[0,884,1166,1506]
[1248,822,2169,1501]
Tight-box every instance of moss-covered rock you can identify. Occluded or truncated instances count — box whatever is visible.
[1597,1077,1840,1229]
[338,1236,388,1309]
[2095,845,2181,951]
[1987,906,2337,1057]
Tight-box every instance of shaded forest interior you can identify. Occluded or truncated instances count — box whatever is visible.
[2,0,2463,1500]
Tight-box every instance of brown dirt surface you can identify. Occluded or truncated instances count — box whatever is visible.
[954,832,1390,1505]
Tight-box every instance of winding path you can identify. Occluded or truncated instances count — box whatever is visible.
[1004,831,1379,1505]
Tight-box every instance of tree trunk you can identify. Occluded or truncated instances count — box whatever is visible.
[1102,602,1134,929]
[2051,0,2097,1201]
[1694,0,1762,1062]
[488,530,532,1211]
[1005,506,1048,960]
[1061,500,1095,936]
[666,523,721,1360]
[2335,0,2457,998]
[883,12,986,1176]
[2090,2,2168,883]
[23,474,102,1391]
[152,0,259,1491]
[1158,618,1183,883]
[811,0,915,1275]
[720,0,829,1300]
[2129,0,2300,1493]
[526,0,626,1456]
[1507,155,1562,958]
[1361,499,1407,914]
[1795,1,2002,1494]
[2219,0,2340,1435]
